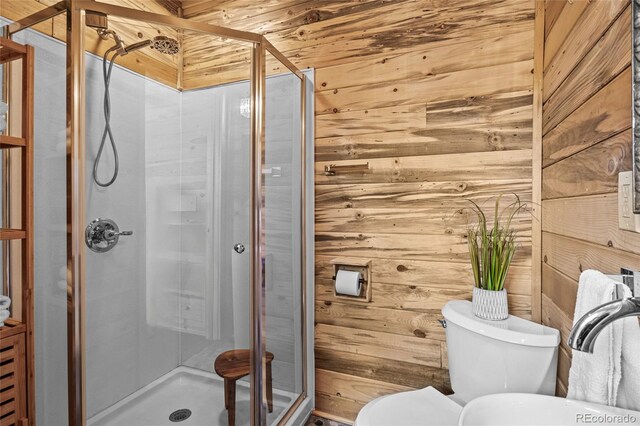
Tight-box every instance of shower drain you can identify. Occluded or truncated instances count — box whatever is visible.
[169,409,192,422]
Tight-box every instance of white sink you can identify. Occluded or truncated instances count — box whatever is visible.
[458,393,640,426]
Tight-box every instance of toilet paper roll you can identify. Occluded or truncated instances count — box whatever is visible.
[335,270,362,297]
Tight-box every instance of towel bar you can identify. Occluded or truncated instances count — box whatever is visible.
[324,162,369,176]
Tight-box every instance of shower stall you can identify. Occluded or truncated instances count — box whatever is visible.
[1,1,313,425]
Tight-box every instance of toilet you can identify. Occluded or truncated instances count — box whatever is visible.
[355,300,561,426]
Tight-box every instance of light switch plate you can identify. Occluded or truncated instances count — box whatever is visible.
[618,171,640,232]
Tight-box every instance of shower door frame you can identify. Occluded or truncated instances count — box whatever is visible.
[63,1,308,425]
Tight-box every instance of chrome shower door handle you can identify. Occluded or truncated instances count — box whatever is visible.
[234,243,245,254]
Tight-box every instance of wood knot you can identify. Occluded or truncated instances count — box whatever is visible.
[332,108,339,113]
[393,88,398,92]
[579,263,583,272]
[321,82,327,87]
[304,10,321,24]
[607,240,614,247]
[456,182,468,192]
[333,89,338,94]
[543,255,548,263]
[488,133,503,149]
[413,329,426,338]
[408,285,417,290]
[397,264,409,272]
[323,300,332,306]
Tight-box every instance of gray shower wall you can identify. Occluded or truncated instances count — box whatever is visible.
[177,84,252,366]
[178,75,306,394]
[7,24,184,421]
[85,48,183,418]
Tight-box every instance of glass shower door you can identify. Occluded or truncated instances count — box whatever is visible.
[80,16,257,426]
[262,51,305,424]
[63,3,309,423]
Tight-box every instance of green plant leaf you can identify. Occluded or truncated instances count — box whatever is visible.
[465,194,524,292]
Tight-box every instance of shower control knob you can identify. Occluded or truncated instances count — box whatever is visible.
[104,229,133,241]
[85,218,132,253]
[234,243,245,254]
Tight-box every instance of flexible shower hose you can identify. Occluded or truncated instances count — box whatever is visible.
[93,46,121,187]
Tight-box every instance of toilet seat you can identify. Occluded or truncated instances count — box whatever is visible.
[354,386,462,426]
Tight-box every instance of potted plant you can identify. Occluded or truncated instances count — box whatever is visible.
[467,195,525,320]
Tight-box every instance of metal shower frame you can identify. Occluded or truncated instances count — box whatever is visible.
[5,1,308,425]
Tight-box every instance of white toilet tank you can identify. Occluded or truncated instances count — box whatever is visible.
[442,300,560,404]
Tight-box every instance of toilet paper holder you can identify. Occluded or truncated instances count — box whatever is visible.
[331,258,372,303]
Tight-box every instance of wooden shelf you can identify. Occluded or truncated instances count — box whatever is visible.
[0,228,26,240]
[0,37,27,64]
[0,318,27,340]
[0,36,33,425]
[0,135,26,148]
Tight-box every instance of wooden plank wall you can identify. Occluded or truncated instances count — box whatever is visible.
[540,0,636,397]
[181,0,537,421]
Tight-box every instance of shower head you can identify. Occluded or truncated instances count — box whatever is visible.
[123,39,152,55]
[151,36,180,55]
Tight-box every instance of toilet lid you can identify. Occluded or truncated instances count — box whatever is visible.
[355,387,462,426]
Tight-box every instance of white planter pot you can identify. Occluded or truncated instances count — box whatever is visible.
[472,287,508,320]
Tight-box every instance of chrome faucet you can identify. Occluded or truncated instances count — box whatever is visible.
[568,296,640,353]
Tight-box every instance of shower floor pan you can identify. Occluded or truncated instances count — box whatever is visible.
[88,366,296,426]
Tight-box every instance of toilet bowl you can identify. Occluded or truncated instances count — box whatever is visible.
[355,300,561,426]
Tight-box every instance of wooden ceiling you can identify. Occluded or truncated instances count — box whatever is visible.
[180,0,533,89]
[2,0,533,90]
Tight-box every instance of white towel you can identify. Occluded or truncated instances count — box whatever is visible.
[567,270,623,406]
[614,284,640,411]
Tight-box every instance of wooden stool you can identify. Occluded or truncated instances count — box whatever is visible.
[214,349,274,426]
